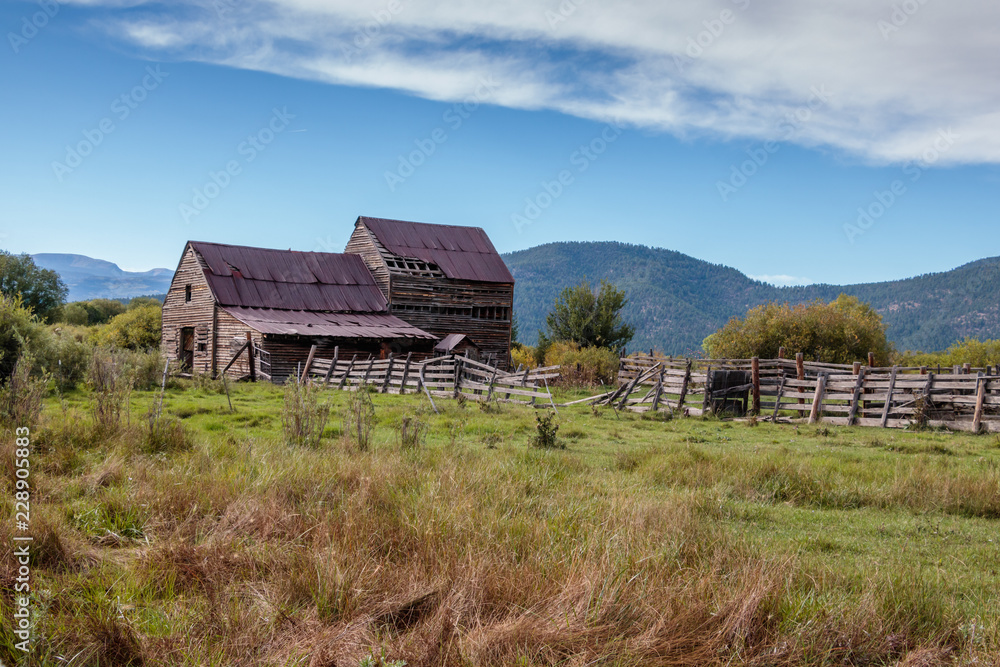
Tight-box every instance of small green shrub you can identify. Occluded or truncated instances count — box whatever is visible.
[282,380,331,448]
[531,411,561,449]
[343,385,376,451]
[0,354,47,428]
[477,396,503,413]
[397,416,425,450]
[88,350,134,434]
[144,412,192,454]
[49,331,92,391]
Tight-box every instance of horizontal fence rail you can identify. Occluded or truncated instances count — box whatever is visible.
[613,355,1000,433]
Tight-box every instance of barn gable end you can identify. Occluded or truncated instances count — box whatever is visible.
[161,243,218,375]
[346,216,515,368]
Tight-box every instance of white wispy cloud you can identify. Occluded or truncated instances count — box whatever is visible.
[66,0,1000,164]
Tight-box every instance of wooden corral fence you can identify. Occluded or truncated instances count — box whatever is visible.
[606,354,1000,433]
[222,334,272,382]
[296,346,560,412]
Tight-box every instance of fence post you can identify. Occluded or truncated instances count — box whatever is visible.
[453,356,463,399]
[420,361,438,414]
[338,355,357,391]
[847,367,865,426]
[702,365,713,414]
[651,367,664,412]
[399,352,412,395]
[300,344,317,384]
[246,332,256,383]
[677,359,692,413]
[771,376,786,422]
[751,357,761,415]
[808,373,827,424]
[919,371,934,427]
[973,373,986,434]
[522,365,535,406]
[486,365,499,402]
[323,346,339,387]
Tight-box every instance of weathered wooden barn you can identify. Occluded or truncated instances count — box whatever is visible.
[345,216,515,368]
[161,241,436,382]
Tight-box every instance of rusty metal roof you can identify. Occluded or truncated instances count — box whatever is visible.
[190,241,388,312]
[222,307,436,339]
[434,333,479,352]
[358,217,514,284]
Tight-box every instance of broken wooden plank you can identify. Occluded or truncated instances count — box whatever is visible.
[880,366,898,428]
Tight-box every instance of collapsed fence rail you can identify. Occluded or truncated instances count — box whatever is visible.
[612,355,1000,433]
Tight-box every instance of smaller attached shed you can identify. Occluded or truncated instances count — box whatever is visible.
[434,334,480,359]
[161,241,436,382]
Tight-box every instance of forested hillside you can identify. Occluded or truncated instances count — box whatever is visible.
[505,242,1000,354]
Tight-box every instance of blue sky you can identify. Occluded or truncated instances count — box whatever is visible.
[2,0,999,286]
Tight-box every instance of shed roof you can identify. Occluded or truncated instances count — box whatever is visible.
[358,217,514,284]
[434,333,479,352]
[221,306,436,339]
[189,241,388,312]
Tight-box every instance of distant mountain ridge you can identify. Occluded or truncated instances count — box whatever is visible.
[503,242,1000,354]
[31,253,174,302]
[28,246,1000,353]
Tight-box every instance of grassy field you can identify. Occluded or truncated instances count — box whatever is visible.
[2,379,1000,666]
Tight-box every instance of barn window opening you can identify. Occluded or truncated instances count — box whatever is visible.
[185,285,192,302]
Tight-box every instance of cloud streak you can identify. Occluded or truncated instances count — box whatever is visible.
[67,0,1000,164]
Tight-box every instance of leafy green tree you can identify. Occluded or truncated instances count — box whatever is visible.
[544,279,635,352]
[61,302,91,325]
[58,298,127,326]
[0,251,68,322]
[703,294,892,365]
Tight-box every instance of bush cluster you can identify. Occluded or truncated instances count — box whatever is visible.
[0,293,163,395]
[1,294,89,385]
[511,341,620,387]
[897,337,1000,369]
[703,294,893,365]
[89,304,162,351]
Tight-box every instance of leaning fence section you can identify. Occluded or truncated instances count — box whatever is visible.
[298,347,560,408]
[612,355,1000,433]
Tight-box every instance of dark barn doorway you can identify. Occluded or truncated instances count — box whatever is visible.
[180,327,195,371]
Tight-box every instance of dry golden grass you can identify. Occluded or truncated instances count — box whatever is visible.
[1,383,998,666]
